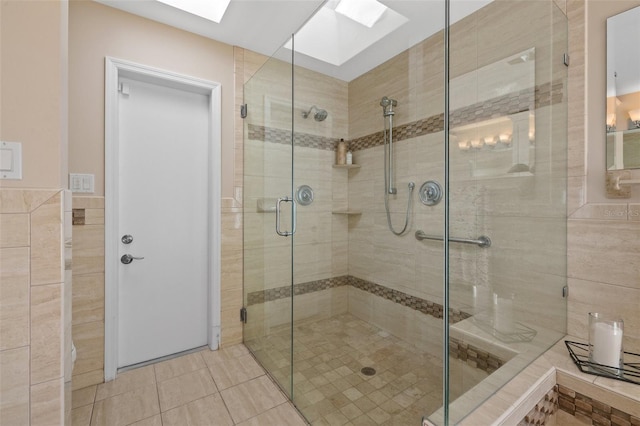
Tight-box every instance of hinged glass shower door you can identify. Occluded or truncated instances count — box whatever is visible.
[242,43,295,397]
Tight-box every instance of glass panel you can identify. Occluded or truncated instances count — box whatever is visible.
[442,1,568,423]
[243,44,294,397]
[288,2,448,424]
[242,2,567,425]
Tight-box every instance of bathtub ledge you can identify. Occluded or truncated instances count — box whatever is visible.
[427,336,640,425]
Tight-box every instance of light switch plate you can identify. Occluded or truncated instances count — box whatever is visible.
[0,141,23,180]
[70,173,95,193]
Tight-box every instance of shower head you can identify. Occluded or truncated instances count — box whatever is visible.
[380,96,398,116]
[302,106,328,122]
[380,96,397,108]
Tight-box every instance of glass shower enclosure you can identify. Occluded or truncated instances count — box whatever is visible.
[243,1,568,424]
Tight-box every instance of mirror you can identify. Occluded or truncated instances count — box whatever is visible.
[606,5,640,170]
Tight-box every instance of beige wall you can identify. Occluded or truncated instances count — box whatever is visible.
[0,0,68,189]
[567,0,640,353]
[1,2,71,423]
[68,0,236,198]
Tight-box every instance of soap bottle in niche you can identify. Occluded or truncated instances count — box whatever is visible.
[346,148,353,165]
[336,138,347,165]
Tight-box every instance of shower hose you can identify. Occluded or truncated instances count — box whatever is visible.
[383,115,414,236]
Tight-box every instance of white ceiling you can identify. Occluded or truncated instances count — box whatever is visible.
[95,0,492,82]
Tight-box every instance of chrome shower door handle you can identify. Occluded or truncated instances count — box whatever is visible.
[275,196,296,237]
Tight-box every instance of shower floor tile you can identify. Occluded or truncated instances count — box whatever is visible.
[246,313,446,425]
[71,345,307,426]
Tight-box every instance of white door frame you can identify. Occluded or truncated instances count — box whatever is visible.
[104,57,221,381]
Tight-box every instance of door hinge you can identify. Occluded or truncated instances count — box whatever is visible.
[563,53,570,67]
[118,82,130,95]
[240,104,247,119]
[240,307,247,323]
[562,286,568,298]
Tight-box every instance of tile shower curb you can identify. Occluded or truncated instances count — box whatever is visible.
[517,382,640,426]
[557,385,640,426]
[519,385,559,426]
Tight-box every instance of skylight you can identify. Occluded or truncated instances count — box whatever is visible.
[335,0,387,28]
[156,0,231,23]
[286,0,408,67]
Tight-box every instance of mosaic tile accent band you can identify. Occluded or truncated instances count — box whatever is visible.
[557,384,640,426]
[248,80,564,153]
[246,274,471,324]
[518,386,558,426]
[347,276,471,324]
[348,114,445,151]
[246,275,349,306]
[247,124,338,151]
[449,338,506,374]
[72,208,85,225]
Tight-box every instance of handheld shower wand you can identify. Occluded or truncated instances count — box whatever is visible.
[381,97,414,236]
[381,97,398,194]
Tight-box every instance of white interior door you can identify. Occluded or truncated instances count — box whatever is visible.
[116,76,210,368]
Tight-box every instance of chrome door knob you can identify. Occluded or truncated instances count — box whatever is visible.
[121,254,145,264]
[121,234,134,244]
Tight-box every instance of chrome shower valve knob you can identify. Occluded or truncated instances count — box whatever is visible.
[419,180,443,206]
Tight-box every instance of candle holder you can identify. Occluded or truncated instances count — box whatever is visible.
[564,341,640,385]
[588,312,624,377]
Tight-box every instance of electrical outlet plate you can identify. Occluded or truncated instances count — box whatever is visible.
[70,173,95,193]
[0,141,23,180]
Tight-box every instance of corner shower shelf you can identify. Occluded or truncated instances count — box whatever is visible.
[332,210,362,215]
[332,164,361,169]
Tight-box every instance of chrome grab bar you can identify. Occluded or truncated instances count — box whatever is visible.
[415,230,491,248]
[275,196,296,237]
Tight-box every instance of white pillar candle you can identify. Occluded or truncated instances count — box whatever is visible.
[591,322,623,368]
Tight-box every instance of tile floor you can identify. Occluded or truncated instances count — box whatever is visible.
[73,314,489,426]
[246,314,485,425]
[71,344,307,426]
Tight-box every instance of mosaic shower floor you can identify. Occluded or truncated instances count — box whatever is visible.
[246,313,451,425]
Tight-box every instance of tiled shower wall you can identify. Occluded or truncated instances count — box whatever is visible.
[241,48,351,340]
[565,0,640,354]
[0,189,71,425]
[346,0,568,342]
[240,1,569,357]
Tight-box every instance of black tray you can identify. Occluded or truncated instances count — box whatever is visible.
[565,340,640,385]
